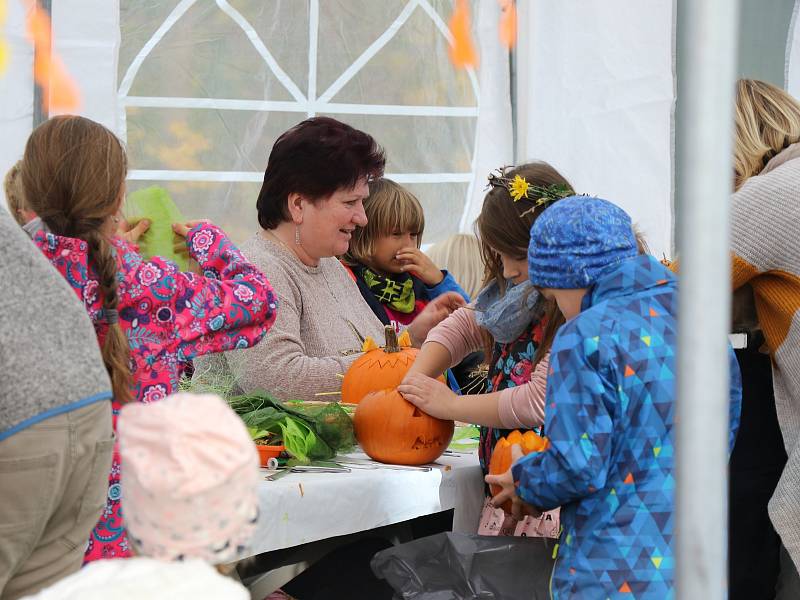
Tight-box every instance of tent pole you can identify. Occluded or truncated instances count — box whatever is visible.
[674,0,739,598]
[32,0,52,127]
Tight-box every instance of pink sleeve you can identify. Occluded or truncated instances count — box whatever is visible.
[497,352,550,428]
[423,306,485,367]
[139,223,278,360]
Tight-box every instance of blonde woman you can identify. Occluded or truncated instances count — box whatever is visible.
[727,79,800,598]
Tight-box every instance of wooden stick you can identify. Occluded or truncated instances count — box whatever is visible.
[314,391,342,396]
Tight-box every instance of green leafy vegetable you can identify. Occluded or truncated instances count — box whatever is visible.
[247,426,272,441]
[235,390,356,453]
[449,425,480,451]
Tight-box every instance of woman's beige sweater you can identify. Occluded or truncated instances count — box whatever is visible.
[193,232,385,401]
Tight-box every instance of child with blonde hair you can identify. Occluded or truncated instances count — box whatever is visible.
[342,178,469,329]
[4,160,36,227]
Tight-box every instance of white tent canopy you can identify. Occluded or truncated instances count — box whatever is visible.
[2,0,675,256]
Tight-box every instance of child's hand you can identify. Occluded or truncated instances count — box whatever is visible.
[485,444,543,520]
[172,221,211,273]
[117,218,150,243]
[396,247,445,286]
[398,373,457,419]
[407,292,466,346]
[172,219,211,238]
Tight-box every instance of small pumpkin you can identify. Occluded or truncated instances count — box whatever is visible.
[488,430,550,513]
[354,388,454,465]
[341,326,443,404]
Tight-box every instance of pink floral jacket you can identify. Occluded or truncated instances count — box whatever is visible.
[34,223,277,562]
[34,223,277,402]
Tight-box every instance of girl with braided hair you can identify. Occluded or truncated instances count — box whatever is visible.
[21,115,277,562]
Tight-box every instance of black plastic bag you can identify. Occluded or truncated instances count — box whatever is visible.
[371,532,555,600]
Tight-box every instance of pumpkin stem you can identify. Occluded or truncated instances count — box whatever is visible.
[384,325,401,353]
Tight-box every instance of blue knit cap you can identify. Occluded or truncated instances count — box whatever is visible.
[528,195,637,289]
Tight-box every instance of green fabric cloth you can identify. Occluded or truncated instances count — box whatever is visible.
[362,268,416,313]
[124,186,188,270]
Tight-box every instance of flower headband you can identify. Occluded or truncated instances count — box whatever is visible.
[486,167,575,217]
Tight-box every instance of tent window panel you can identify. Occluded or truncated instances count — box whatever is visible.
[125,107,302,172]
[119,0,183,79]
[318,113,476,175]
[326,6,476,107]
[125,1,295,101]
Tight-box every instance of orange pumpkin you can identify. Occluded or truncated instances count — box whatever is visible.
[488,430,550,513]
[354,388,454,465]
[341,326,443,404]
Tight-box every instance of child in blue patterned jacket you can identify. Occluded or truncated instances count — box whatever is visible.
[487,196,742,599]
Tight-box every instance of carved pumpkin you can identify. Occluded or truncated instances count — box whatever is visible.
[354,388,454,465]
[488,430,550,512]
[341,326,443,404]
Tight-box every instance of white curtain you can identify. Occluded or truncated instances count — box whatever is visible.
[516,0,676,257]
[0,0,35,208]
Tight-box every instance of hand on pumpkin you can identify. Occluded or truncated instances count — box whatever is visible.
[407,292,466,347]
[484,444,543,520]
[398,373,458,420]
[396,247,444,286]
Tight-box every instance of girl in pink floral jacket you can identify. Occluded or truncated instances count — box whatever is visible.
[22,115,277,562]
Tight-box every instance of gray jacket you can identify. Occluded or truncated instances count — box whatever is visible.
[0,208,111,440]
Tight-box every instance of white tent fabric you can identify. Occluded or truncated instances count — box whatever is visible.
[0,0,34,189]
[1,0,671,254]
[51,0,119,130]
[786,0,800,96]
[516,0,675,258]
[115,0,509,245]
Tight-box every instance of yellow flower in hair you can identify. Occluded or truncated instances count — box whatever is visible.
[509,174,530,201]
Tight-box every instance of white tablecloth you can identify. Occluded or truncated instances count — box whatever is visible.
[249,451,484,555]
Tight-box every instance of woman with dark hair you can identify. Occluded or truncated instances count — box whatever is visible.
[195,117,464,401]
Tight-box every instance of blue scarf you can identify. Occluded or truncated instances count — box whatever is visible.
[473,280,541,344]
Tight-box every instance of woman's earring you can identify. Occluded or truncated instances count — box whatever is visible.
[295,224,301,245]
[112,214,121,224]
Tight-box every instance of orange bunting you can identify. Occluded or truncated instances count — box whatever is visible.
[25,1,81,113]
[448,0,478,69]
[498,0,517,49]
